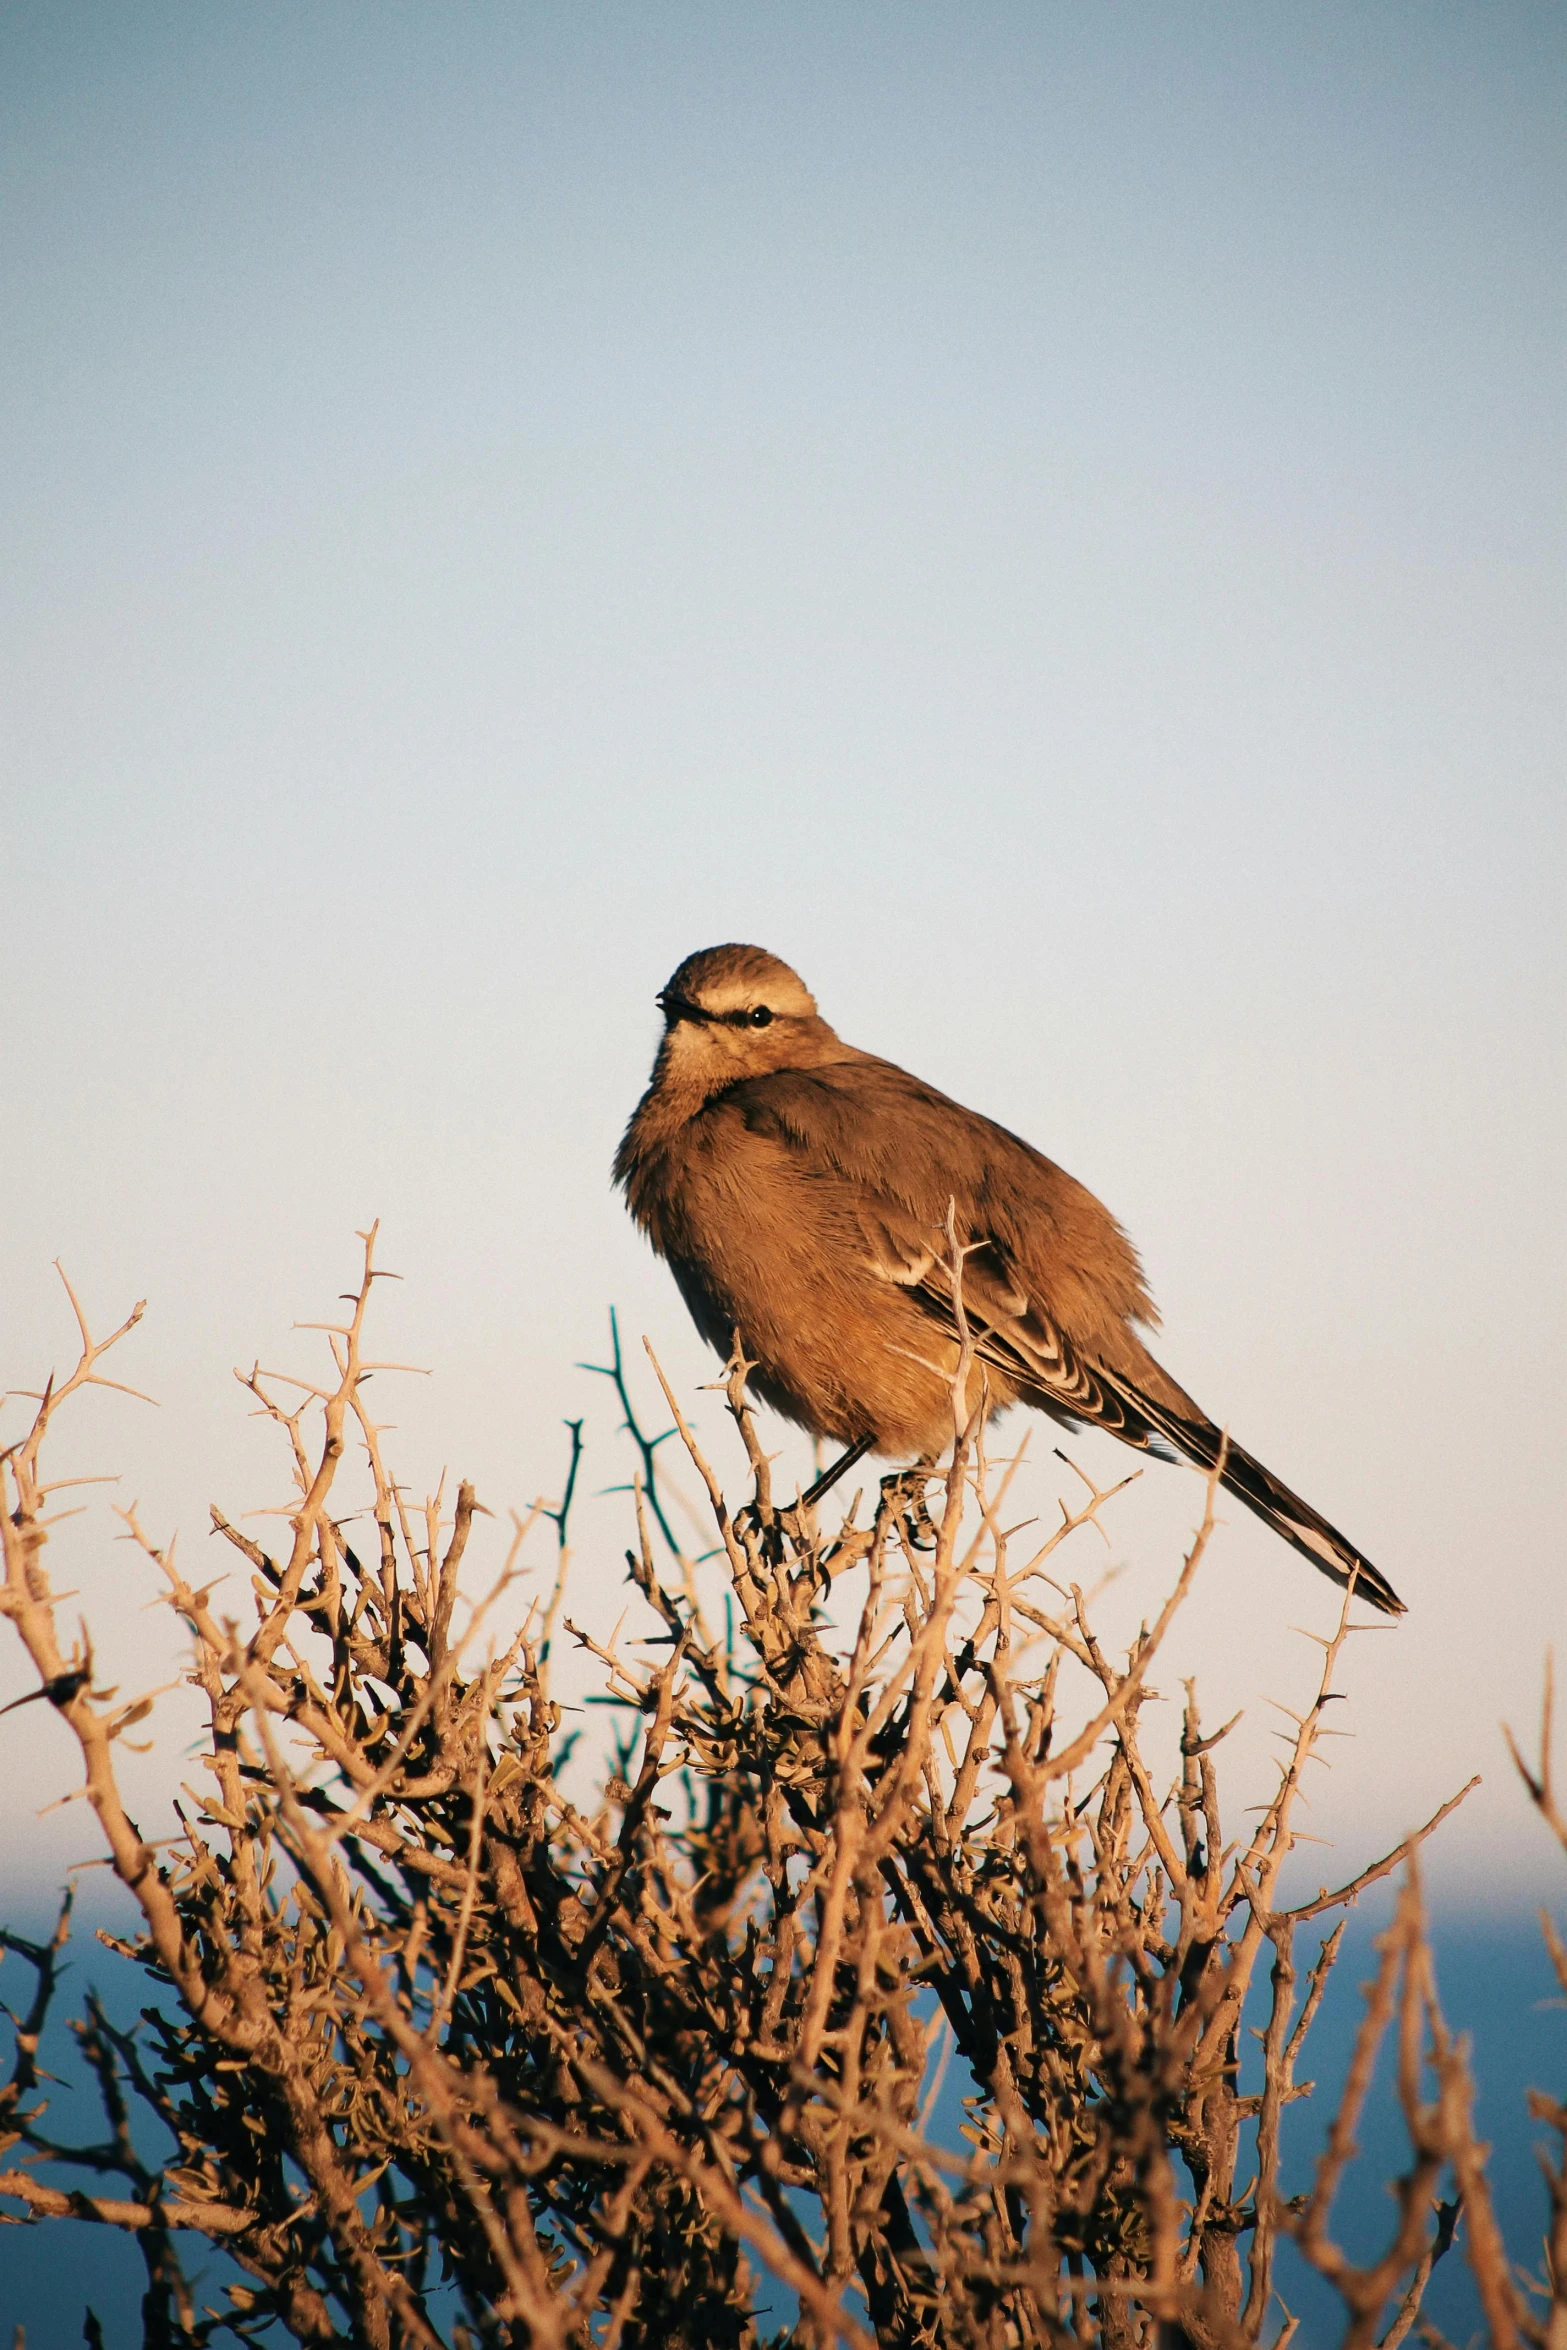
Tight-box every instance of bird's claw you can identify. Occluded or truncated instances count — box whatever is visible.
[879,1468,940,1552]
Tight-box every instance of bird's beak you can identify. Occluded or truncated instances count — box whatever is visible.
[657,988,707,1026]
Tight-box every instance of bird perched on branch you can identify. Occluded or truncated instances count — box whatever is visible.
[615,943,1404,1616]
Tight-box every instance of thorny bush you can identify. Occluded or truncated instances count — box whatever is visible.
[2,1232,1564,2349]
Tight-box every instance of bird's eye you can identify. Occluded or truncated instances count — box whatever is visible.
[749,1005,773,1027]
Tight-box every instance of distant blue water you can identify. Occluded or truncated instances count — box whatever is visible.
[902,1892,1565,2346]
[1270,1897,1566,2344]
[3,1891,1562,2345]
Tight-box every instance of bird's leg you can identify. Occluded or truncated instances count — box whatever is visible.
[797,1434,876,1513]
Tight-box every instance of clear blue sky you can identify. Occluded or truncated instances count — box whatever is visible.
[2,3,1564,1890]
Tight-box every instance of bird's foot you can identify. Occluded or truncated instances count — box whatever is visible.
[735,1495,821,1578]
[732,1498,783,1559]
[879,1466,941,1552]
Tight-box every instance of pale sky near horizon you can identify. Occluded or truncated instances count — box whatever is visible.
[2,3,1564,1900]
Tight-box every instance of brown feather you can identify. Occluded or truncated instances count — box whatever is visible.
[615,944,1405,1616]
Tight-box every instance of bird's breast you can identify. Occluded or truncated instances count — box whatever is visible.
[620,1109,977,1454]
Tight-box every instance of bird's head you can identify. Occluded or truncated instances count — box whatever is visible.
[651,943,837,1088]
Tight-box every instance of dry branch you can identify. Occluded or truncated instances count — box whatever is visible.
[1,1242,1559,2350]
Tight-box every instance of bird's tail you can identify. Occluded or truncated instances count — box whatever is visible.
[1098,1365,1406,1617]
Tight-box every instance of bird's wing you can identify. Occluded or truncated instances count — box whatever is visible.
[855,1192,1176,1451]
[723,1063,1404,1616]
[727,1056,1160,1343]
[880,1222,1403,1612]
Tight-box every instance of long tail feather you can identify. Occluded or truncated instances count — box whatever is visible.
[1099,1366,1405,1616]
[911,1266,1405,1615]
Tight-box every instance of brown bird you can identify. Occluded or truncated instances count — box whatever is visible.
[615,943,1404,1616]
